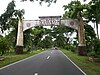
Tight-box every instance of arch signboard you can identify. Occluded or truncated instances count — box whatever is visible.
[23,16,78,31]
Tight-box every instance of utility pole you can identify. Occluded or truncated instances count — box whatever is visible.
[16,16,23,54]
[77,12,86,56]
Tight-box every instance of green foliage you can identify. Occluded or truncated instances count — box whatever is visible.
[63,0,88,19]
[14,9,25,19]
[64,44,74,51]
[32,26,45,49]
[23,26,47,50]
[84,24,96,53]
[52,25,74,48]
[23,24,74,50]
[24,29,33,50]
[93,39,100,56]
[84,0,100,38]
[2,18,18,51]
[0,37,9,56]
[87,51,96,57]
[84,23,100,58]
[38,36,52,48]
[0,1,25,33]
[86,34,100,58]
[0,1,15,32]
[85,24,96,38]
[21,0,57,6]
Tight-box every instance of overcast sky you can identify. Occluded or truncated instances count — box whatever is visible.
[0,0,100,38]
[0,0,69,20]
[0,0,89,20]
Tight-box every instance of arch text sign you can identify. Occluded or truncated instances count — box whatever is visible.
[23,16,79,31]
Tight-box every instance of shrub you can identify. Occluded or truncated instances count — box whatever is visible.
[87,51,96,57]
[64,44,75,52]
[93,39,100,57]
[0,37,9,56]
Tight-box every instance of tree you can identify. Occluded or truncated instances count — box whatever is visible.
[21,0,57,6]
[83,0,100,39]
[0,1,16,32]
[0,37,9,56]
[38,36,52,48]
[63,0,88,55]
[24,29,33,51]
[4,17,19,49]
[84,23,97,53]
[24,24,74,50]
[51,25,74,48]
[31,26,45,49]
[0,0,25,32]
[63,0,88,19]
[0,1,25,54]
[93,39,100,57]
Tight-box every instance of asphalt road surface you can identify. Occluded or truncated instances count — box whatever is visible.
[0,48,86,75]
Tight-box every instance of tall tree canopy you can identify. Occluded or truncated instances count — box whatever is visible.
[84,0,100,39]
[63,0,88,19]
[0,1,25,33]
[0,1,15,32]
[21,0,57,6]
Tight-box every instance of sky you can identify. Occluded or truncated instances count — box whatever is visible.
[0,0,68,20]
[0,0,100,38]
[0,0,89,20]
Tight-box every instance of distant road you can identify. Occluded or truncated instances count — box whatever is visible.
[0,48,86,75]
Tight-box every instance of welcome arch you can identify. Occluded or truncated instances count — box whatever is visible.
[16,15,86,55]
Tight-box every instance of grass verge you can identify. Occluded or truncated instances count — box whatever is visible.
[0,50,44,68]
[61,49,100,75]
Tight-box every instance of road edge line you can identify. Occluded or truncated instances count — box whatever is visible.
[0,50,46,70]
[59,50,87,75]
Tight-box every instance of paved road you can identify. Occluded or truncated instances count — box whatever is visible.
[0,49,86,75]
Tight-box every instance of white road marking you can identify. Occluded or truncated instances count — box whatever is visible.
[0,50,46,70]
[47,56,50,59]
[34,73,38,75]
[59,50,87,75]
[51,51,53,54]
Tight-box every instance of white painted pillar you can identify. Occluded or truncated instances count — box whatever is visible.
[78,13,86,55]
[16,16,23,54]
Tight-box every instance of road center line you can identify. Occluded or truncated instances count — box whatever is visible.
[47,56,50,59]
[51,51,53,54]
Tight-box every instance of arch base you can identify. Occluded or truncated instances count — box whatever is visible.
[78,46,86,56]
[16,46,23,54]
